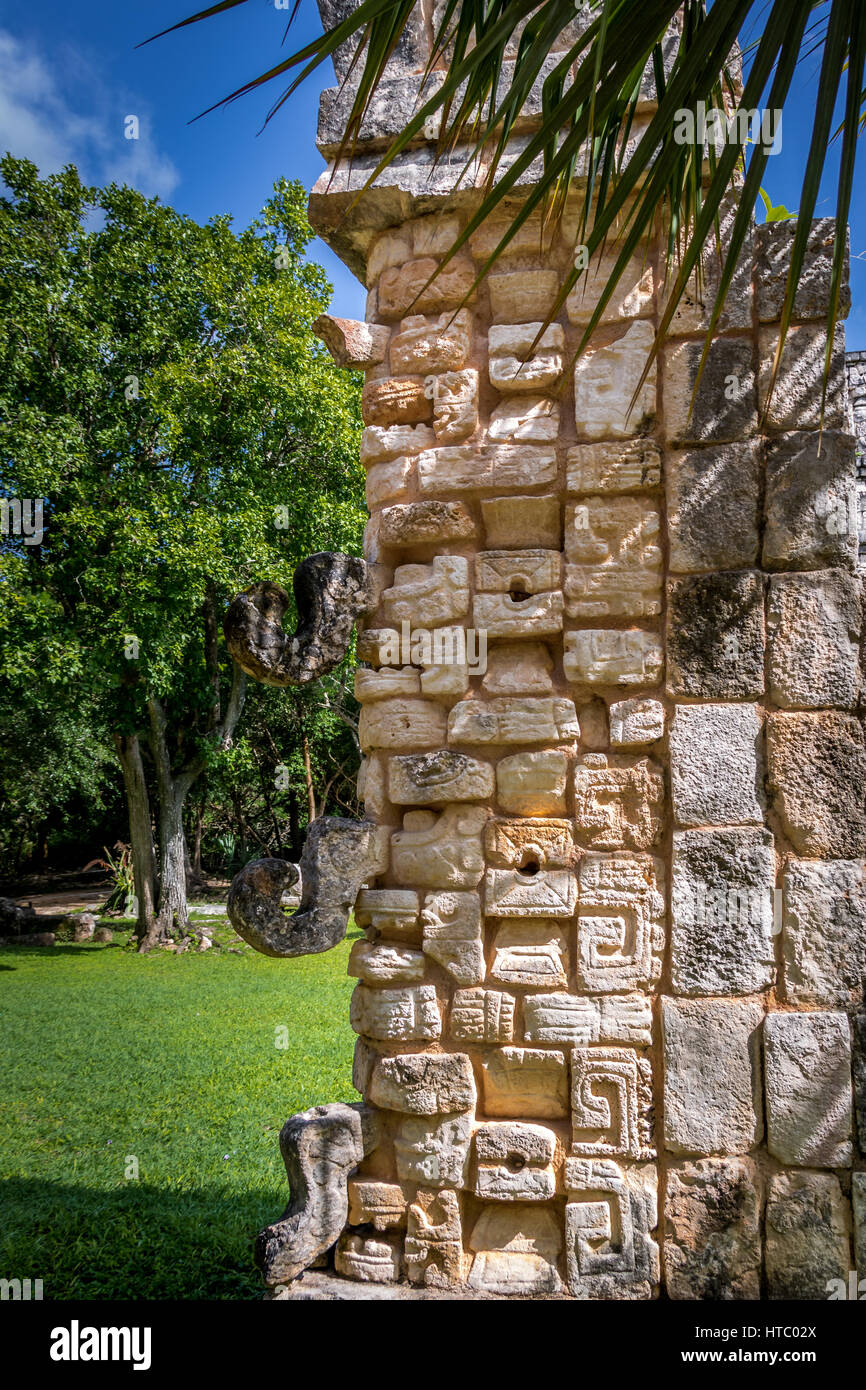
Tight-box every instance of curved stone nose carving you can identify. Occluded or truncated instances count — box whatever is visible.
[224,552,371,687]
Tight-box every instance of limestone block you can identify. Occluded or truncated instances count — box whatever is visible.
[488,920,569,988]
[467,1205,562,1293]
[357,755,388,819]
[354,667,420,702]
[488,396,559,444]
[763,429,859,570]
[755,218,850,323]
[449,988,516,1043]
[669,703,764,827]
[573,753,664,851]
[661,998,764,1156]
[670,828,775,997]
[405,1188,464,1287]
[496,749,568,816]
[313,315,391,368]
[379,500,475,547]
[609,698,665,747]
[361,422,435,465]
[767,712,866,858]
[666,443,762,572]
[348,940,426,986]
[377,256,476,319]
[666,571,765,699]
[389,310,472,374]
[765,1172,851,1300]
[567,252,655,325]
[411,214,463,258]
[482,1047,569,1118]
[417,442,557,493]
[369,1052,477,1115]
[659,236,752,336]
[564,497,663,618]
[767,569,862,710]
[855,1014,866,1157]
[577,697,609,750]
[663,337,757,444]
[782,859,866,1007]
[419,660,471,700]
[352,1038,377,1098]
[347,1179,409,1231]
[365,225,413,284]
[574,321,657,438]
[758,323,848,430]
[382,556,470,627]
[488,270,559,323]
[394,1114,472,1188]
[598,994,654,1047]
[664,1158,762,1300]
[474,1122,557,1201]
[449,696,579,746]
[431,368,479,443]
[485,817,576,919]
[571,1047,653,1159]
[488,322,564,392]
[420,889,485,985]
[362,376,432,426]
[334,1231,401,1283]
[524,993,600,1045]
[469,211,557,261]
[350,983,442,1042]
[359,698,447,752]
[481,496,561,549]
[764,1011,853,1167]
[565,1159,659,1300]
[476,548,560,594]
[365,455,413,508]
[483,643,553,695]
[576,852,665,993]
[566,440,662,493]
[354,888,420,940]
[474,590,564,639]
[389,751,495,805]
[854,1173,866,1280]
[564,629,664,687]
[391,805,487,888]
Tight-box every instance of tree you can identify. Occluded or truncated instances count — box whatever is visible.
[0,157,365,948]
[156,0,865,415]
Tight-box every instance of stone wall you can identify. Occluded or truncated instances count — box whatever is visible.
[273,3,866,1298]
[847,349,866,564]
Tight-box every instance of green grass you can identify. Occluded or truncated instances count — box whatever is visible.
[0,920,358,1299]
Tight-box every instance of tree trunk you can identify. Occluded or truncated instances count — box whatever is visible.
[146,694,197,949]
[113,731,158,942]
[302,733,316,825]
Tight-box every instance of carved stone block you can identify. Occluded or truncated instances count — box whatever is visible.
[389,309,472,374]
[334,1231,401,1282]
[574,321,656,439]
[573,753,664,851]
[481,495,561,549]
[488,396,559,444]
[377,255,475,319]
[347,1179,409,1231]
[420,889,485,984]
[524,993,600,1045]
[566,440,662,493]
[564,497,662,618]
[394,1114,473,1188]
[354,888,421,939]
[350,983,442,1042]
[405,1188,464,1287]
[571,1047,653,1159]
[481,1047,569,1118]
[449,988,516,1043]
[565,1159,659,1300]
[369,1052,477,1115]
[488,920,569,988]
[563,629,664,687]
[766,569,863,710]
[473,590,564,639]
[361,422,435,465]
[391,806,487,888]
[389,751,495,804]
[488,323,564,393]
[576,852,665,993]
[609,698,665,747]
[362,376,432,426]
[431,368,479,443]
[418,443,557,493]
[467,1205,563,1293]
[474,1122,557,1201]
[485,818,577,918]
[382,555,470,627]
[496,749,568,816]
[359,697,447,752]
[348,939,426,986]
[378,501,476,547]
[489,269,559,322]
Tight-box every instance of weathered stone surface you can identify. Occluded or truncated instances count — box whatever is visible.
[348,939,426,986]
[313,314,390,368]
[474,1122,557,1201]
[666,570,765,699]
[410,213,463,258]
[481,495,561,548]
[765,1172,851,1300]
[523,993,600,1046]
[573,753,664,850]
[764,1011,853,1167]
[574,321,656,438]
[485,818,577,918]
[571,1047,654,1159]
[566,439,662,493]
[365,455,412,507]
[488,270,558,323]
[369,1052,476,1115]
[766,569,862,710]
[377,256,476,319]
[576,852,665,994]
[467,1205,562,1293]
[670,828,775,997]
[758,323,848,430]
[389,310,472,374]
[405,1188,464,1287]
[755,218,851,323]
[496,749,568,816]
[362,376,432,425]
[420,889,484,984]
[766,712,866,857]
[350,983,442,1042]
[394,1113,472,1187]
[389,751,495,804]
[855,1013,866,1157]
[418,442,557,493]
[609,698,665,747]
[449,988,515,1043]
[361,422,435,465]
[474,590,564,639]
[669,703,764,827]
[354,888,420,938]
[782,860,866,1007]
[475,548,560,593]
[359,697,446,752]
[382,555,469,627]
[487,396,559,444]
[664,1158,762,1301]
[354,667,420,702]
[347,1179,409,1231]
[318,0,428,84]
[391,805,487,888]
[664,337,757,444]
[483,643,553,694]
[431,368,479,443]
[567,252,654,325]
[564,629,664,687]
[449,696,579,746]
[379,500,476,546]
[488,323,564,392]
[482,1047,569,1118]
[763,429,859,571]
[564,497,662,618]
[565,1160,659,1300]
[666,443,761,573]
[488,920,569,988]
[577,697,608,750]
[661,998,764,1156]
[334,1231,402,1283]
[853,1173,866,1282]
[256,1102,381,1286]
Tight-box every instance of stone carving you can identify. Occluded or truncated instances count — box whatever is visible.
[573,753,664,850]
[348,940,425,985]
[564,1159,659,1300]
[389,752,495,804]
[449,988,516,1043]
[496,749,568,816]
[313,313,390,367]
[566,440,662,493]
[369,1052,476,1115]
[574,321,657,438]
[523,993,653,1047]
[420,890,485,984]
[571,1047,653,1159]
[389,310,472,374]
[432,369,479,443]
[481,495,561,548]
[347,1179,409,1231]
[467,1205,563,1294]
[564,497,662,618]
[488,397,559,444]
[488,323,564,392]
[418,442,557,493]
[576,852,665,993]
[382,556,469,627]
[359,697,446,751]
[394,1114,472,1188]
[563,629,664,687]
[481,1047,568,1119]
[334,1231,402,1283]
[405,1189,464,1287]
[350,983,442,1042]
[488,920,570,988]
[449,696,579,746]
[391,806,487,888]
[608,697,665,747]
[354,888,421,938]
[474,1122,557,1201]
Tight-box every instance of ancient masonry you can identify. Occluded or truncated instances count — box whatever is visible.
[847,350,866,563]
[226,5,866,1298]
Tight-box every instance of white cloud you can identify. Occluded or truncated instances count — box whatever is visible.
[0,30,180,200]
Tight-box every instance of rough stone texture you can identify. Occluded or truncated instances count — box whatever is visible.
[574,321,656,439]
[608,698,665,747]
[474,1122,557,1201]
[670,829,776,997]
[766,569,862,709]
[334,1231,402,1283]
[394,1114,472,1187]
[488,323,564,393]
[420,889,485,984]
[573,753,664,851]
[664,1158,762,1300]
[763,430,859,570]
[495,749,568,816]
[669,703,764,828]
[564,497,662,618]
[481,1047,569,1119]
[758,323,848,431]
[765,1172,852,1300]
[781,860,866,1007]
[481,495,561,548]
[359,697,446,751]
[350,983,442,1042]
[405,1188,464,1287]
[666,443,761,573]
[313,314,391,368]
[348,940,425,986]
[854,1173,866,1282]
[764,1011,853,1168]
[564,629,664,687]
[379,501,476,547]
[369,1052,476,1114]
[766,711,866,857]
[565,1160,659,1300]
[666,570,765,699]
[855,1014,866,1158]
[755,218,851,324]
[391,806,487,889]
[487,397,559,444]
[389,310,472,373]
[663,338,757,445]
[389,752,495,805]
[362,376,432,425]
[661,998,764,1156]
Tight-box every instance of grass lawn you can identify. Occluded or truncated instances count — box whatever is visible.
[0,916,358,1299]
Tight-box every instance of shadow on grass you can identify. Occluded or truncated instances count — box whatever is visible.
[0,1177,283,1300]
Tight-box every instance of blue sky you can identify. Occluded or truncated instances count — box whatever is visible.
[0,0,863,346]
